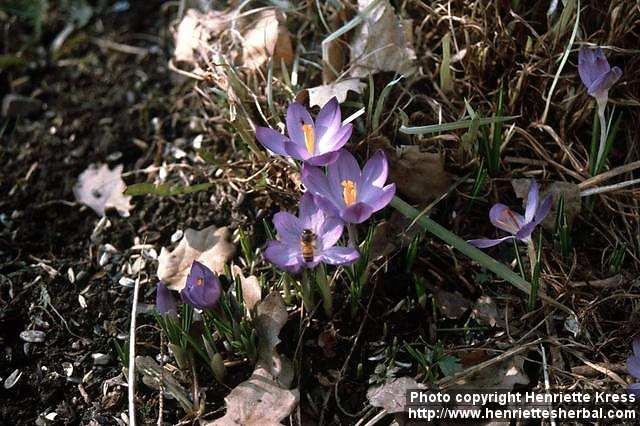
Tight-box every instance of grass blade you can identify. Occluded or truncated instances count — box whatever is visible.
[540,0,580,123]
[390,196,572,314]
[400,115,517,135]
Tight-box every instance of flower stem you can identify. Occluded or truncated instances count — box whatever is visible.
[315,266,332,317]
[526,240,537,279]
[347,223,358,248]
[595,97,608,172]
[526,239,539,311]
[299,269,314,312]
[283,273,292,304]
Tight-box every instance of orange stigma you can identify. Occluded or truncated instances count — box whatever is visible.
[302,124,315,154]
[196,277,204,286]
[341,180,357,206]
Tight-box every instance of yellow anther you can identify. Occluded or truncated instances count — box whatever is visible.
[302,124,315,154]
[196,277,204,286]
[341,180,357,206]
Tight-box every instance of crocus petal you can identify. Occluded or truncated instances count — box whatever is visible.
[633,337,640,357]
[315,97,341,147]
[360,183,395,213]
[489,204,524,235]
[588,66,622,98]
[533,193,553,226]
[306,151,340,166]
[273,212,303,245]
[342,202,374,224]
[317,123,352,153]
[515,221,536,242]
[286,102,313,146]
[302,164,342,207]
[256,127,290,156]
[328,150,362,203]
[525,181,539,223]
[317,216,344,250]
[156,281,178,317]
[299,192,325,232]
[283,139,312,161]
[182,261,221,310]
[314,194,341,218]
[579,47,610,87]
[468,236,515,248]
[321,246,360,266]
[628,355,640,380]
[361,150,389,187]
[628,383,640,395]
[264,240,302,273]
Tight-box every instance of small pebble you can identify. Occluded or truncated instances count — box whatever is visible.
[4,369,22,389]
[99,252,110,266]
[192,134,203,149]
[20,330,45,343]
[62,362,73,377]
[170,229,183,243]
[92,353,111,366]
[118,277,135,288]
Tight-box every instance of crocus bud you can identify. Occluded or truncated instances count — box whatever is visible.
[180,261,221,310]
[156,281,178,317]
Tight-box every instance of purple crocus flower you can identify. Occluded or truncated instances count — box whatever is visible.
[301,149,395,224]
[468,181,552,248]
[264,192,359,273]
[578,47,622,101]
[255,97,352,166]
[180,261,221,310]
[156,281,178,317]
[627,337,640,394]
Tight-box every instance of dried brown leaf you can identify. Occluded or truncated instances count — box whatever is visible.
[73,164,133,217]
[207,366,299,426]
[307,78,365,108]
[367,377,426,413]
[157,225,235,291]
[232,265,261,312]
[350,0,416,77]
[428,285,471,320]
[173,9,229,65]
[242,9,293,70]
[450,355,529,389]
[388,146,453,203]
[471,296,504,328]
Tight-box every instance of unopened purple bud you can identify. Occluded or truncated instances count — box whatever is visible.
[156,281,178,317]
[180,261,221,310]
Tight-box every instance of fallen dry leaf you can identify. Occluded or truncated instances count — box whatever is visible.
[232,265,261,313]
[207,291,298,426]
[157,225,235,291]
[369,212,423,260]
[541,181,581,231]
[427,284,471,320]
[350,0,416,77]
[367,377,426,414]
[242,9,293,70]
[173,9,229,65]
[73,163,133,217]
[450,355,529,389]
[471,296,504,328]
[388,146,453,203]
[207,366,298,426]
[307,78,365,108]
[136,356,193,413]
[255,291,292,386]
